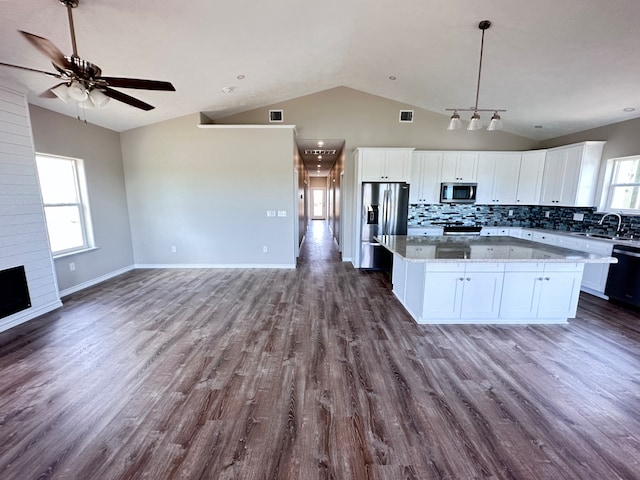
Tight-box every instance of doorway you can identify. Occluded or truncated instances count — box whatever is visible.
[311,188,326,220]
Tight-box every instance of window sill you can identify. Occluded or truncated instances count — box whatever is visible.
[53,246,99,259]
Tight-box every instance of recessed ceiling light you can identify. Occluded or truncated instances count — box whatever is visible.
[237,74,245,80]
[317,164,321,167]
[317,141,324,146]
[389,76,397,81]
[623,107,635,112]
[318,155,322,160]
[222,86,235,94]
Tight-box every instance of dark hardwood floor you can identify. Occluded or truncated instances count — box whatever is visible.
[1,221,639,479]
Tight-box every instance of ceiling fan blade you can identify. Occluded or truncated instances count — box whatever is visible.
[0,61,61,78]
[101,87,154,111]
[98,77,176,91]
[19,31,71,71]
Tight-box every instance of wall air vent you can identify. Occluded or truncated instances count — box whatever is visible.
[269,110,283,122]
[399,110,414,123]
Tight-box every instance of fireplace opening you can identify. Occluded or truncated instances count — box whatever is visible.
[0,266,31,319]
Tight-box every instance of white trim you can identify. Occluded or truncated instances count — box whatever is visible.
[197,124,296,130]
[134,263,296,269]
[0,300,63,334]
[58,264,135,298]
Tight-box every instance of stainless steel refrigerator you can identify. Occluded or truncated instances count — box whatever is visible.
[360,182,410,269]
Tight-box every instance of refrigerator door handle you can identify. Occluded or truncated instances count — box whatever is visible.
[382,189,390,235]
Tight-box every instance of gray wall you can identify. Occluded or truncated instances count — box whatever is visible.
[120,115,297,267]
[217,87,540,261]
[29,105,134,295]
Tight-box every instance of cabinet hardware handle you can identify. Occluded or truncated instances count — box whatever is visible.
[538,277,544,281]
[459,277,464,281]
[545,277,550,281]
[466,277,471,281]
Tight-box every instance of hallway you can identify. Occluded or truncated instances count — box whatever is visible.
[0,221,638,479]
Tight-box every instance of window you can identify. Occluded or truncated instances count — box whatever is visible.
[35,154,94,255]
[606,156,640,212]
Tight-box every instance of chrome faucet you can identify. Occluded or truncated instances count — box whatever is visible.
[598,212,623,233]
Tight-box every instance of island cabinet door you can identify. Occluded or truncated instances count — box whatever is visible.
[500,270,543,319]
[460,272,504,319]
[537,266,583,319]
[422,269,465,319]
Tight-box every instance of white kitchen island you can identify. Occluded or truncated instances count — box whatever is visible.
[376,235,617,325]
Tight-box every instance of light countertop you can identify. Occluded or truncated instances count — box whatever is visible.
[375,235,618,263]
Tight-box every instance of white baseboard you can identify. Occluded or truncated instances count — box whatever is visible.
[0,300,63,334]
[58,265,136,298]
[134,263,296,269]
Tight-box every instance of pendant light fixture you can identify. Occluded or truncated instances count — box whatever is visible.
[446,20,506,131]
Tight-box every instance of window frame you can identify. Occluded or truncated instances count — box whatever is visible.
[603,155,640,214]
[35,153,95,257]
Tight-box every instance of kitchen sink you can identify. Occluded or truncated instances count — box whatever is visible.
[573,232,635,241]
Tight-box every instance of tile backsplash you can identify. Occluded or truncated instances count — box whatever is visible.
[408,204,640,238]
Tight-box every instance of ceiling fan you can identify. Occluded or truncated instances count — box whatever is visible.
[0,0,175,111]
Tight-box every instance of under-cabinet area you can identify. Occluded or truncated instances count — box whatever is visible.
[377,235,615,324]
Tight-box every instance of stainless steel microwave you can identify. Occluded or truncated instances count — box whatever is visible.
[440,183,477,203]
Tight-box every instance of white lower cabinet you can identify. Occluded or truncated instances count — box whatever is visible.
[500,263,583,321]
[392,256,583,324]
[422,263,504,322]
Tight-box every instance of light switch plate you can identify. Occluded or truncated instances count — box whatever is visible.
[267,210,276,217]
[277,210,287,217]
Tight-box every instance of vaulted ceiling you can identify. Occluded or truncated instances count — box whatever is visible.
[2,0,640,141]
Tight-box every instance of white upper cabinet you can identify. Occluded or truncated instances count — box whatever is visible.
[357,147,413,182]
[410,151,443,204]
[476,152,521,204]
[441,152,479,182]
[539,142,605,207]
[516,150,546,205]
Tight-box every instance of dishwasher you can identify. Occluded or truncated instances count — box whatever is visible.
[605,244,640,308]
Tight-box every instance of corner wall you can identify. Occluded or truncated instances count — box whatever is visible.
[120,115,297,267]
[29,105,135,295]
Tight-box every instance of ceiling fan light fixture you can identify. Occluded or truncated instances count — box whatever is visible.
[467,112,481,130]
[447,111,462,130]
[487,111,502,131]
[88,88,110,107]
[67,81,88,101]
[51,83,71,103]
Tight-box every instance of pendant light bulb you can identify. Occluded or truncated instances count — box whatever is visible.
[467,112,481,130]
[488,111,502,131]
[447,111,462,130]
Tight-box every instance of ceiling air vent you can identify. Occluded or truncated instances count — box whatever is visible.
[269,109,283,122]
[399,110,414,123]
[304,149,337,155]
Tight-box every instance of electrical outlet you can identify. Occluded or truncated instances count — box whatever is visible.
[277,210,287,217]
[267,210,276,217]
[508,210,514,216]
[573,213,584,221]
[262,246,268,253]
[545,211,550,218]
[171,245,177,253]
[69,262,75,271]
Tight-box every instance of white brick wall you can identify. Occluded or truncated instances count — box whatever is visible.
[0,84,61,333]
